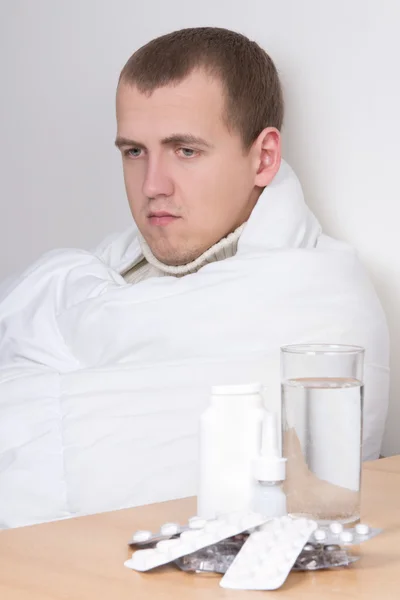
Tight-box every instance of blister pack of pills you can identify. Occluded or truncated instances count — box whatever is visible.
[126,514,381,589]
[220,516,318,590]
[128,516,207,547]
[129,517,380,550]
[175,538,245,574]
[308,522,381,546]
[175,539,359,574]
[292,543,359,571]
[124,512,270,572]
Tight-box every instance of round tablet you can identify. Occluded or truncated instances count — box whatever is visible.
[131,548,156,570]
[132,530,152,543]
[314,529,327,542]
[340,531,354,543]
[180,529,202,541]
[188,516,207,530]
[324,544,341,552]
[160,522,180,536]
[355,523,370,536]
[329,522,344,534]
[204,519,220,533]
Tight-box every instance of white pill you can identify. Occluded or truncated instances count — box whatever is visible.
[314,529,327,542]
[204,519,220,533]
[329,522,344,534]
[132,530,152,543]
[188,516,207,530]
[340,531,354,543]
[131,548,156,570]
[156,539,180,552]
[355,523,370,536]
[180,529,202,541]
[160,522,180,536]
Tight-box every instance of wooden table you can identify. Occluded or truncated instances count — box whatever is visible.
[1,456,399,599]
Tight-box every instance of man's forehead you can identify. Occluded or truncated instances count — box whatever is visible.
[117,71,225,116]
[116,73,228,141]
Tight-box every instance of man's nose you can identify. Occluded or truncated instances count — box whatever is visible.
[142,156,174,199]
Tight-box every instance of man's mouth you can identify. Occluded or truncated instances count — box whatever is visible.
[148,211,181,227]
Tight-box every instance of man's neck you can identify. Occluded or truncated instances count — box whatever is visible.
[139,223,246,277]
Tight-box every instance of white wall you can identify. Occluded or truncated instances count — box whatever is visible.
[0,0,399,455]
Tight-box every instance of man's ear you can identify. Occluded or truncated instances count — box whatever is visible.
[252,127,281,187]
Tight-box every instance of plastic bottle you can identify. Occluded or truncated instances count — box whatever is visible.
[252,411,287,517]
[197,383,265,519]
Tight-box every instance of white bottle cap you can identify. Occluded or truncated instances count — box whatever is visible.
[253,411,286,482]
[211,383,262,396]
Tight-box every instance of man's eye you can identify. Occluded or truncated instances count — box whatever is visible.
[125,148,142,158]
[178,148,197,158]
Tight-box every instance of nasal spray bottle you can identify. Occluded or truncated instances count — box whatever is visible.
[252,411,287,517]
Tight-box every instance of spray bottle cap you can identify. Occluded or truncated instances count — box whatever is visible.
[253,411,286,482]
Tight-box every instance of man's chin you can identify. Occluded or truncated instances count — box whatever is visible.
[150,244,203,267]
[140,230,205,266]
[153,251,196,267]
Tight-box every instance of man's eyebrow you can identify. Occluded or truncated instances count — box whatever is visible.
[114,136,145,149]
[161,134,213,148]
[114,134,213,149]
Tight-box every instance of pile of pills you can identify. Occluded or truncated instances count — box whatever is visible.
[125,514,381,590]
[310,522,381,546]
[129,516,207,547]
[125,512,269,572]
[175,539,358,574]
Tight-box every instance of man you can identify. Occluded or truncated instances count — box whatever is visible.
[0,28,389,528]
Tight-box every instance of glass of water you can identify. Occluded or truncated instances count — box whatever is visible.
[281,344,364,524]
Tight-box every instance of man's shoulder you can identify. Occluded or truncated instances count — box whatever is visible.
[0,224,142,305]
[313,233,382,304]
[0,246,120,316]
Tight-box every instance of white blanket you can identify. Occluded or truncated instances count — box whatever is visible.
[0,161,389,528]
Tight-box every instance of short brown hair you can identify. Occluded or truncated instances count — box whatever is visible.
[119,27,284,149]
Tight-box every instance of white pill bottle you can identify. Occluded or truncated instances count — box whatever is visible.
[197,383,265,519]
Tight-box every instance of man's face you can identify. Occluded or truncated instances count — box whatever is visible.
[116,70,260,266]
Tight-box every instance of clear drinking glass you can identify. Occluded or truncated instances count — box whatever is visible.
[281,344,364,524]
